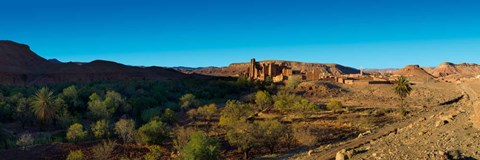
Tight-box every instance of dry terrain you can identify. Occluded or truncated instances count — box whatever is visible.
[284,79,480,160]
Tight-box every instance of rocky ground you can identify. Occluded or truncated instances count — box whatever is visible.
[285,80,480,160]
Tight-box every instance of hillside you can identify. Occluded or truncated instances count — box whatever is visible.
[428,62,480,77]
[394,65,435,79]
[0,40,186,84]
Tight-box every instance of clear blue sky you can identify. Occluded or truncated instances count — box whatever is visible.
[2,0,480,68]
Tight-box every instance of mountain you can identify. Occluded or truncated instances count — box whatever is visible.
[189,60,360,77]
[394,65,435,79]
[428,62,480,77]
[0,40,187,84]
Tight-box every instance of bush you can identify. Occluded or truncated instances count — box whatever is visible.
[91,119,110,139]
[144,145,167,160]
[16,133,34,150]
[292,124,317,148]
[326,100,343,113]
[181,131,221,160]
[256,119,286,153]
[179,93,197,111]
[92,140,116,160]
[66,123,87,142]
[137,120,170,145]
[173,127,196,152]
[114,119,136,143]
[66,150,83,160]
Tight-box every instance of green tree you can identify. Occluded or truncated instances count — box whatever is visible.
[181,131,221,160]
[219,100,254,127]
[66,123,87,142]
[254,91,273,112]
[61,85,83,113]
[256,119,286,154]
[91,119,110,139]
[179,93,197,111]
[87,93,109,119]
[394,76,413,108]
[31,87,59,124]
[104,90,130,114]
[225,121,257,160]
[137,120,171,145]
[114,119,136,143]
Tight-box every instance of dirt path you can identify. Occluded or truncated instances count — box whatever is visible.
[287,83,470,160]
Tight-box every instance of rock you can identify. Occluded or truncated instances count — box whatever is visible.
[435,120,449,127]
[336,149,347,160]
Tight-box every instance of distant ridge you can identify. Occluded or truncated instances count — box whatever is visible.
[187,60,360,77]
[0,40,187,84]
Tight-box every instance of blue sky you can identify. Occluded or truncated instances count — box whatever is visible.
[1,0,480,68]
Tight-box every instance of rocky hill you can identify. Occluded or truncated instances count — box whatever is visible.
[394,65,435,79]
[428,62,480,77]
[0,40,186,84]
[189,60,360,77]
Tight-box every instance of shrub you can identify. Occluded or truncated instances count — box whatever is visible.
[91,119,110,139]
[114,119,136,143]
[292,124,317,148]
[144,145,167,160]
[92,140,117,160]
[196,104,218,123]
[173,127,197,152]
[181,131,221,160]
[16,133,34,150]
[179,93,197,111]
[326,100,343,113]
[66,150,83,160]
[256,119,286,153]
[137,120,170,145]
[66,123,87,142]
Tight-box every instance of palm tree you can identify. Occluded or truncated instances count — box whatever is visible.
[394,76,413,108]
[31,87,58,124]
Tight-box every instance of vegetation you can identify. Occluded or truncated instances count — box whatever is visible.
[66,150,84,160]
[66,123,87,142]
[326,100,343,113]
[91,119,110,139]
[181,131,221,160]
[91,140,117,160]
[114,119,136,143]
[144,145,167,160]
[16,133,34,150]
[31,87,59,125]
[394,76,413,108]
[137,120,171,145]
[0,77,361,159]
